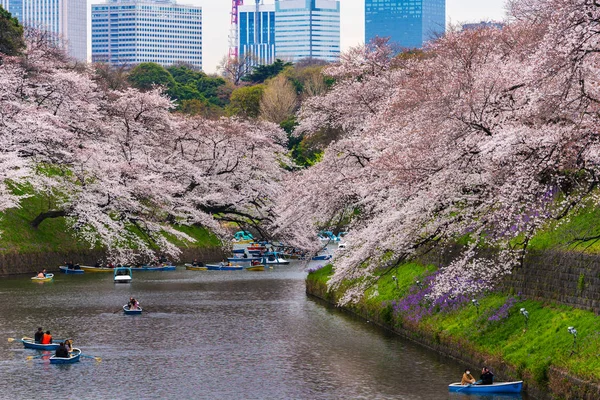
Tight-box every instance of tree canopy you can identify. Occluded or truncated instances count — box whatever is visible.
[0,6,25,58]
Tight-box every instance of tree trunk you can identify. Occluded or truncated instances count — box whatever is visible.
[30,209,67,228]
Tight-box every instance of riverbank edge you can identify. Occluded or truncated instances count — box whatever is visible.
[305,277,600,400]
[0,246,226,277]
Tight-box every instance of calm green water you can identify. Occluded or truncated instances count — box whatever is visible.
[0,261,527,400]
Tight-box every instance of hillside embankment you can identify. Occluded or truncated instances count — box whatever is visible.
[306,248,600,400]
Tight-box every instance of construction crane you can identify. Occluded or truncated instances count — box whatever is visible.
[228,0,244,61]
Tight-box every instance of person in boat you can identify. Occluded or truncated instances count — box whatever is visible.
[251,260,260,266]
[219,260,225,267]
[73,263,81,270]
[41,330,53,345]
[42,269,47,277]
[227,261,232,266]
[128,297,139,310]
[64,339,73,353]
[461,369,476,385]
[94,261,102,268]
[480,366,494,385]
[55,342,69,358]
[242,253,248,259]
[34,327,44,343]
[36,271,45,278]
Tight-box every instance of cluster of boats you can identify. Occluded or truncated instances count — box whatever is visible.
[12,337,83,364]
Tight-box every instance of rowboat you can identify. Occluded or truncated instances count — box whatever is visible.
[31,273,54,282]
[245,264,265,271]
[448,381,523,394]
[50,348,81,364]
[205,264,244,271]
[21,337,62,350]
[80,265,113,273]
[227,256,258,262]
[184,263,208,271]
[59,266,84,274]
[261,254,290,265]
[114,267,132,283]
[123,304,143,315]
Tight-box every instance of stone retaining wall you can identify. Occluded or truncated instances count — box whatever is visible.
[418,246,600,314]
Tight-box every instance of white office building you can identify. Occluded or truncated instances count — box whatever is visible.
[91,0,202,69]
[274,0,340,62]
[0,0,88,61]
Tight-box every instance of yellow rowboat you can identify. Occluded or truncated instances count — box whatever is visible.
[185,264,208,271]
[31,273,54,282]
[245,265,265,271]
[79,265,114,273]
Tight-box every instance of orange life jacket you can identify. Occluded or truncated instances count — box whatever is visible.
[41,333,52,344]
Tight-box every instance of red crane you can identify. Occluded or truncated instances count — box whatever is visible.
[228,0,244,60]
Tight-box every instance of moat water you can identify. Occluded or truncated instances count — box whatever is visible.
[0,259,527,399]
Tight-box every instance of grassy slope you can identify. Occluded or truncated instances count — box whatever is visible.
[308,264,600,384]
[0,194,220,254]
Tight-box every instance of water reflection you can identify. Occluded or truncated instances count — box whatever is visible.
[0,261,528,400]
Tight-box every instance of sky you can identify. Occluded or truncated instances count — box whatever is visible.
[187,0,509,74]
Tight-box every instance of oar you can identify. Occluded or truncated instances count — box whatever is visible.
[80,354,102,362]
[8,336,34,343]
[457,380,482,391]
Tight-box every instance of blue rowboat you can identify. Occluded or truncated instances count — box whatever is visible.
[205,264,244,271]
[123,304,143,315]
[49,348,81,364]
[114,267,132,283]
[311,254,332,261]
[21,337,61,351]
[232,248,246,254]
[448,381,523,394]
[59,266,84,274]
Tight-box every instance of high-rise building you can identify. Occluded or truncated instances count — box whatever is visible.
[91,0,202,69]
[365,0,445,49]
[238,1,276,66]
[462,21,504,31]
[274,0,340,63]
[0,0,88,61]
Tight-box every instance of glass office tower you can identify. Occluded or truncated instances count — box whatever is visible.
[91,0,202,69]
[275,0,340,62]
[238,2,276,66]
[365,0,445,49]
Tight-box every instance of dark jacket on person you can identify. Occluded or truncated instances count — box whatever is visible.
[55,344,69,358]
[480,371,494,385]
[34,330,43,343]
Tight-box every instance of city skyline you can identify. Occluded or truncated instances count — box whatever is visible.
[193,0,507,73]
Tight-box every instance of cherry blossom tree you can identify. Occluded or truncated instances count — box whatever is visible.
[274,0,600,304]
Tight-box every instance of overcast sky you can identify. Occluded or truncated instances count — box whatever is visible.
[187,0,509,74]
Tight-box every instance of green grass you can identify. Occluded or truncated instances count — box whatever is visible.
[528,202,600,253]
[0,193,221,254]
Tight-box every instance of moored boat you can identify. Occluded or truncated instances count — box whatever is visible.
[114,267,132,283]
[448,381,523,394]
[21,337,61,350]
[245,264,265,271]
[123,304,143,315]
[184,263,208,271]
[311,254,332,261]
[49,348,81,364]
[205,264,244,271]
[80,265,113,273]
[59,266,85,274]
[31,273,54,282]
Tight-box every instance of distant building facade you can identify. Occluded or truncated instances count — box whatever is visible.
[365,0,445,49]
[91,0,202,69]
[274,0,340,63]
[0,0,88,61]
[462,21,504,31]
[238,2,276,66]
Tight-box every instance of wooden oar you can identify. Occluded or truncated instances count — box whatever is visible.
[80,354,102,362]
[8,336,34,343]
